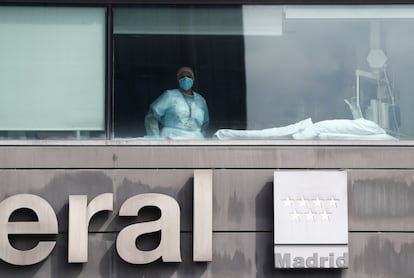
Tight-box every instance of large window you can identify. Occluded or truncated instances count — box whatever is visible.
[113,5,414,141]
[0,6,106,139]
[113,6,246,139]
[1,5,414,141]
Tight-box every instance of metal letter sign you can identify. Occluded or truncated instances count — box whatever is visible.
[274,171,348,268]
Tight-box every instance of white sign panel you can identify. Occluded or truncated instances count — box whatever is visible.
[274,171,348,268]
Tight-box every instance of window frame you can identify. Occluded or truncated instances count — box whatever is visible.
[1,1,414,146]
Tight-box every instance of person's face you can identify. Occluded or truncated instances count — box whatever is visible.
[178,71,194,81]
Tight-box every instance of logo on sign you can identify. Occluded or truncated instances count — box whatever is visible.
[273,171,349,269]
[282,195,339,222]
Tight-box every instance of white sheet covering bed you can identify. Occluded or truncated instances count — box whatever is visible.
[213,118,397,140]
[316,133,397,140]
[213,118,313,140]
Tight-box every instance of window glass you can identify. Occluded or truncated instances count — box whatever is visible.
[113,5,414,141]
[113,6,245,140]
[0,7,106,140]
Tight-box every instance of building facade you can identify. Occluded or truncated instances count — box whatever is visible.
[0,1,414,277]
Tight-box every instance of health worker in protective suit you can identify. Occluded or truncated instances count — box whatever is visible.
[144,67,209,139]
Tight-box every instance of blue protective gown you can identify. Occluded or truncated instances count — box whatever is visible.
[145,89,209,139]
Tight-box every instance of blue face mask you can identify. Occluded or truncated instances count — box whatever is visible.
[179,77,193,91]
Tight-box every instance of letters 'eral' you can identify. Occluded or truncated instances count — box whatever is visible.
[0,194,58,265]
[116,193,181,264]
[68,193,113,263]
[193,169,213,261]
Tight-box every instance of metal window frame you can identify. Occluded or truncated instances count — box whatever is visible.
[1,1,414,146]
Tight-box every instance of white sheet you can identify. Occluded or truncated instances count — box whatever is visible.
[214,118,397,140]
[213,118,313,140]
[317,133,397,140]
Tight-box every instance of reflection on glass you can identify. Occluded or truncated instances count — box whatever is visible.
[0,7,106,140]
[113,6,246,138]
[113,5,414,140]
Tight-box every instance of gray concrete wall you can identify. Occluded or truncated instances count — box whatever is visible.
[0,145,413,277]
